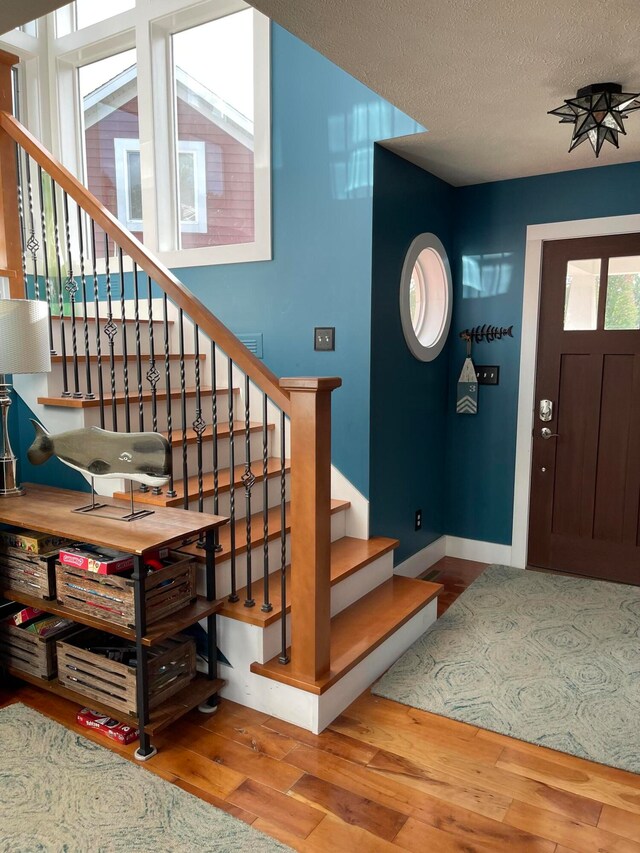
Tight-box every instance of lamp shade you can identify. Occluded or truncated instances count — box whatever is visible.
[0,299,51,375]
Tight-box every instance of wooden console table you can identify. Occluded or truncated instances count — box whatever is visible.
[0,483,228,760]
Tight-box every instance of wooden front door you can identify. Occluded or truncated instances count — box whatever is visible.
[528,233,640,585]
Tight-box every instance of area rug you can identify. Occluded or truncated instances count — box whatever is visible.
[373,565,640,774]
[0,703,289,852]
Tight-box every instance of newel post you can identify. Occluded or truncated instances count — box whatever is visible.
[280,376,342,682]
[0,50,23,298]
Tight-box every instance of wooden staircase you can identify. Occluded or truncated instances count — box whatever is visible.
[0,58,441,732]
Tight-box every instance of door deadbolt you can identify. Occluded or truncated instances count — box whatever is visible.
[539,399,553,422]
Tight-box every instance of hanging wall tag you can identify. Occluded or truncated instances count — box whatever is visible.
[456,357,478,415]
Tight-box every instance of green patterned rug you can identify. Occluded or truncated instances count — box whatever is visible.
[373,565,640,774]
[0,703,289,852]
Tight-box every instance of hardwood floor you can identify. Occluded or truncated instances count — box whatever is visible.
[2,557,639,852]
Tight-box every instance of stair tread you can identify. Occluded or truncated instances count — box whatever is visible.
[37,387,236,408]
[51,353,204,362]
[214,533,395,627]
[161,420,273,447]
[112,458,290,506]
[178,498,351,564]
[250,576,441,694]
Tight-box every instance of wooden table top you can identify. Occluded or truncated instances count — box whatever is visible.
[0,484,228,554]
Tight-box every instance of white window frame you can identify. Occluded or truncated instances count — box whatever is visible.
[176,140,208,233]
[2,0,272,271]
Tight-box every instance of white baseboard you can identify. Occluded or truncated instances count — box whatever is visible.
[445,535,512,565]
[394,536,446,578]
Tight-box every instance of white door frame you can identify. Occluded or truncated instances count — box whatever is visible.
[511,213,640,569]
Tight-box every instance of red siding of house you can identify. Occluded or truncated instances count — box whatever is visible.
[85,94,255,253]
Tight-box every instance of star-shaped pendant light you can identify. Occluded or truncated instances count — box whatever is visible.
[549,83,640,157]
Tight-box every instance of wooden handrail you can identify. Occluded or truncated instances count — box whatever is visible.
[0,111,290,413]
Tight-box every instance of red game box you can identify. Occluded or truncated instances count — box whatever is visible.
[59,544,134,575]
[76,708,139,745]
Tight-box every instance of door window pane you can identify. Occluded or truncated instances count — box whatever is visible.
[172,10,254,249]
[79,50,139,253]
[564,259,601,330]
[604,256,640,330]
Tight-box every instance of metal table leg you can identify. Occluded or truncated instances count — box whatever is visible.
[132,553,156,760]
[199,528,220,714]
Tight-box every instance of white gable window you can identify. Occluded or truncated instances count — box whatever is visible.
[0,0,271,269]
[115,138,208,234]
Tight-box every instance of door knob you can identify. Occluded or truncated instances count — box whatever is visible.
[541,427,559,439]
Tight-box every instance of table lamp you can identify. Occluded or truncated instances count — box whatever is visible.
[0,298,52,497]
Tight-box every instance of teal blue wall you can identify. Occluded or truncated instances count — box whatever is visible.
[173,24,422,497]
[370,146,454,563]
[11,393,89,493]
[446,161,640,545]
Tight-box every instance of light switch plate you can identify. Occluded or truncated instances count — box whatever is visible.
[314,327,335,351]
[475,365,500,385]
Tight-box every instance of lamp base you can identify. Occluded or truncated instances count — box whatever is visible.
[0,378,25,498]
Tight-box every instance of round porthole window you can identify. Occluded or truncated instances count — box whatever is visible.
[399,233,452,361]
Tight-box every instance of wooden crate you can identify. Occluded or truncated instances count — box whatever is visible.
[56,628,196,718]
[0,601,75,680]
[55,552,197,629]
[0,547,57,600]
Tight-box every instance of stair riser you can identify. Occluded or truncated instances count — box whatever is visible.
[50,323,161,359]
[195,537,291,600]
[164,430,270,474]
[171,473,290,520]
[192,510,347,599]
[46,359,205,397]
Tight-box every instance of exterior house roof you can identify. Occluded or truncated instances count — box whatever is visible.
[83,64,254,151]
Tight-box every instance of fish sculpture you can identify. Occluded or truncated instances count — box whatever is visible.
[27,421,172,488]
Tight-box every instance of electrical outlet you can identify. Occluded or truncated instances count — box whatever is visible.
[415,509,422,531]
[475,365,500,385]
[314,327,335,351]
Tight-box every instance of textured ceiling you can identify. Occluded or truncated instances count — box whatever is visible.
[0,0,66,34]
[249,0,640,185]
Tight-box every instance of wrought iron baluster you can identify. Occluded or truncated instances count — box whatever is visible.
[15,145,28,297]
[192,324,205,521]
[24,153,40,301]
[63,191,82,398]
[51,181,70,397]
[37,166,55,354]
[227,357,238,603]
[117,247,130,433]
[146,277,161,494]
[279,411,289,664]
[75,205,93,399]
[262,392,272,612]
[178,309,189,511]
[211,342,220,517]
[210,341,221,553]
[132,263,144,433]
[242,375,255,608]
[90,223,105,429]
[103,234,118,429]
[162,294,176,498]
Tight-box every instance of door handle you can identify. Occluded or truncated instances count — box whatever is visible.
[541,427,559,440]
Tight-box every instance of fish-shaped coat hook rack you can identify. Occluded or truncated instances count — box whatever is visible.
[459,325,514,344]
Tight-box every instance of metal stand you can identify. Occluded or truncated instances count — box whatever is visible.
[132,553,154,761]
[0,377,25,497]
[73,478,154,522]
